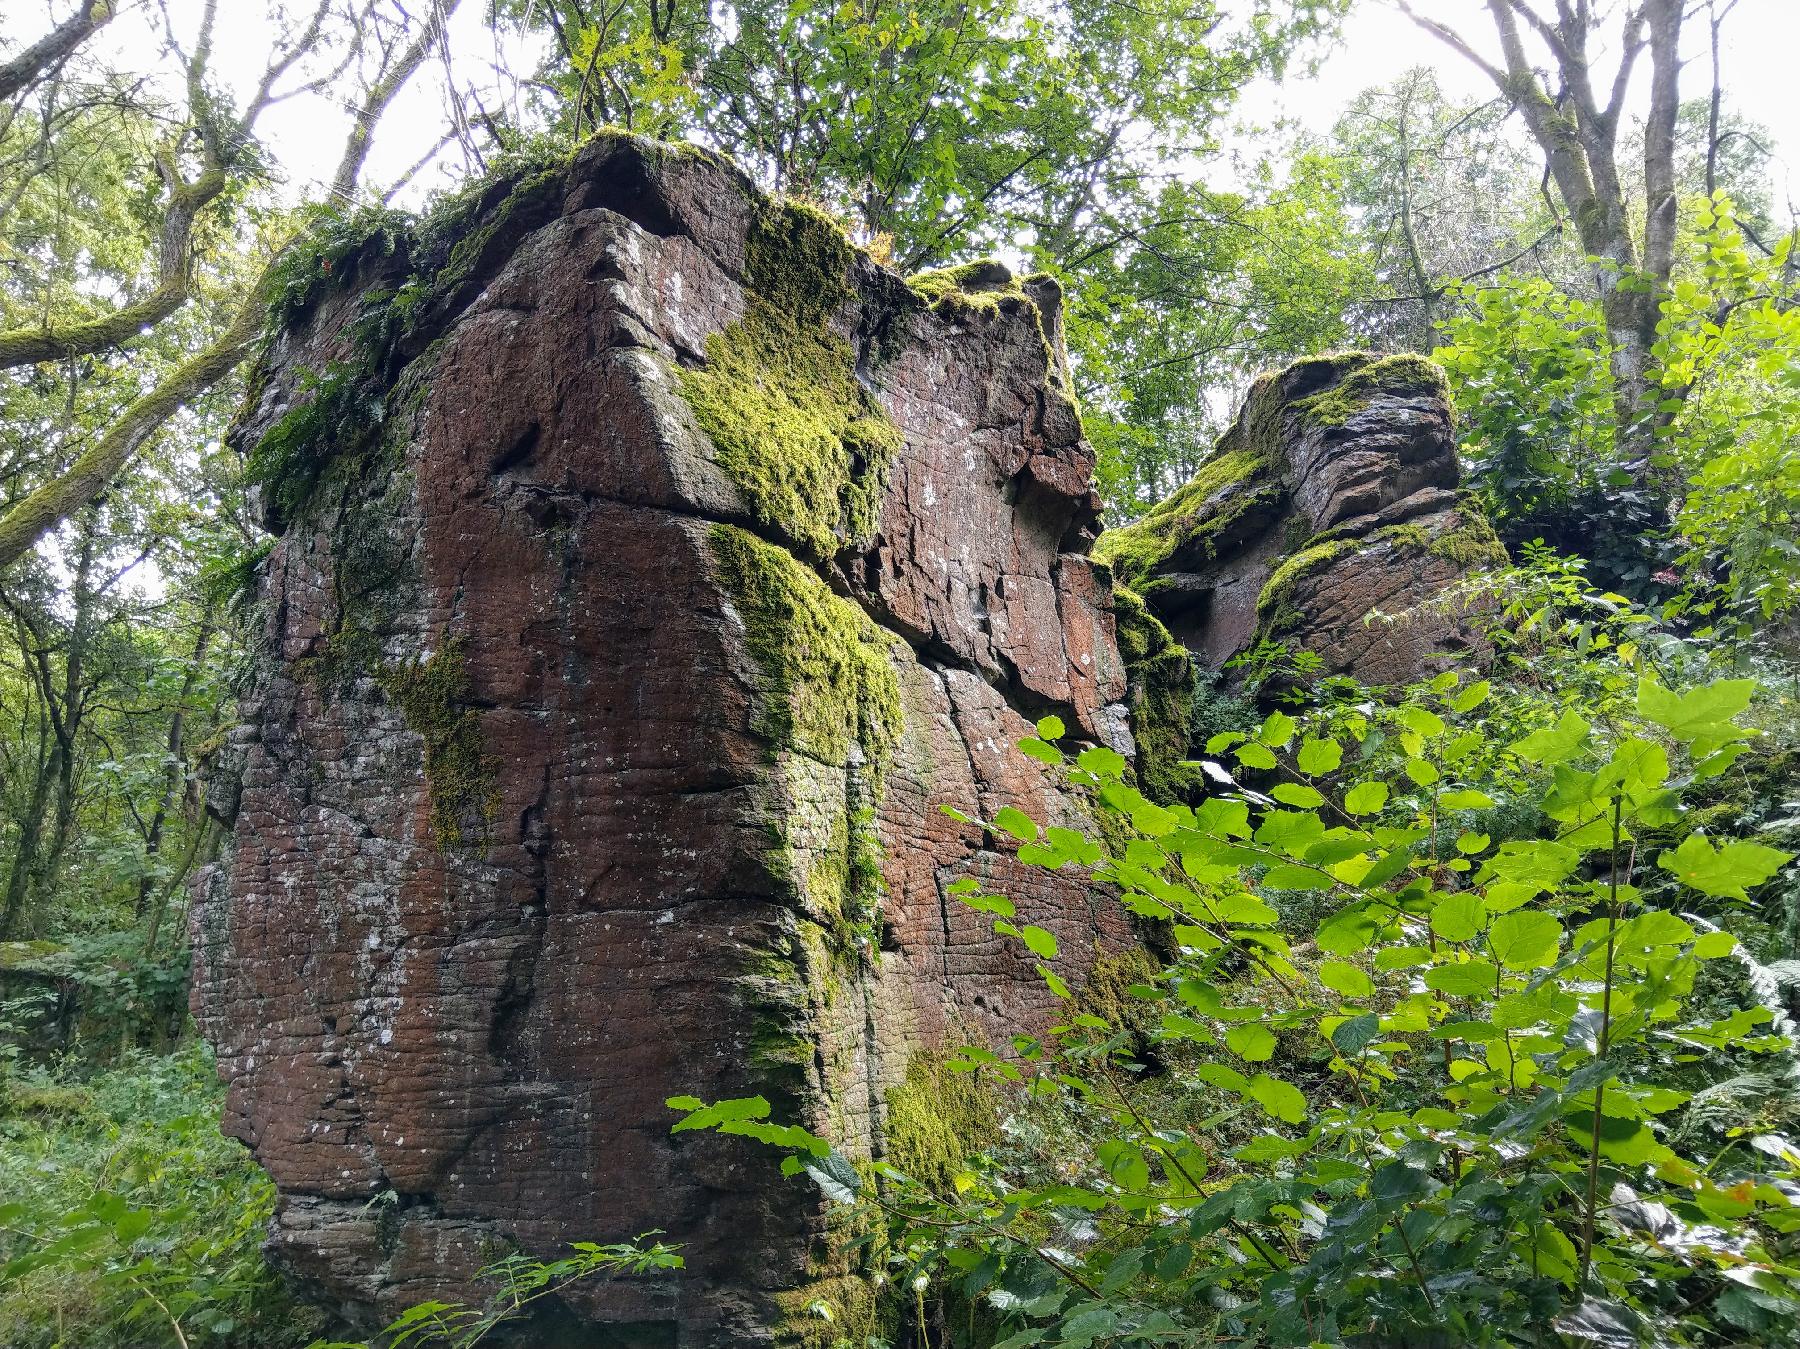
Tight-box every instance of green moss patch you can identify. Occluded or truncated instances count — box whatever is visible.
[882,1051,1001,1192]
[1256,535,1359,636]
[1094,447,1277,592]
[681,202,902,560]
[710,524,903,951]
[1290,352,1448,430]
[709,525,902,774]
[379,639,497,852]
[1113,585,1198,803]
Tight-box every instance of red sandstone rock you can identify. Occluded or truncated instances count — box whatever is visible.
[1099,352,1505,692]
[190,134,1133,1342]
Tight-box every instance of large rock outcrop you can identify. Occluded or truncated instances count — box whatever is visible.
[190,134,1134,1343]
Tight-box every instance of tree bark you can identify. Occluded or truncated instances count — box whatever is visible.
[0,1,117,103]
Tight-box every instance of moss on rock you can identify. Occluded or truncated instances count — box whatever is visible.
[681,201,903,560]
[1112,585,1197,803]
[1093,447,1276,592]
[1290,352,1448,430]
[710,524,903,953]
[380,639,497,852]
[882,1051,1000,1191]
[1255,535,1359,636]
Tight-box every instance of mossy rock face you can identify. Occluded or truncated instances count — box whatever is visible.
[209,131,1142,1346]
[679,203,902,560]
[1098,352,1506,713]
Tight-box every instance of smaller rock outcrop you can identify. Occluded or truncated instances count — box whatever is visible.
[1098,353,1506,792]
[1100,352,1503,678]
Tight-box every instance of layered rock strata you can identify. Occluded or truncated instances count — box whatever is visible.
[191,134,1133,1344]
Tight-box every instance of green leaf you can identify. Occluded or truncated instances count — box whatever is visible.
[1440,788,1495,809]
[1019,737,1063,766]
[1658,834,1793,899]
[993,806,1037,842]
[1247,1074,1307,1123]
[1424,961,1500,997]
[1331,1012,1381,1055]
[669,1095,771,1133]
[1019,925,1058,959]
[1235,742,1278,770]
[1448,680,1490,712]
[1319,960,1374,998]
[1035,714,1066,741]
[1271,782,1324,808]
[1510,709,1591,764]
[1488,911,1561,970]
[1430,893,1487,944]
[1343,780,1388,816]
[1317,903,1382,955]
[1296,737,1342,775]
[1259,710,1297,747]
[1404,757,1439,786]
[1636,677,1755,744]
[803,1150,863,1203]
[1226,1023,1277,1062]
[1076,745,1127,778]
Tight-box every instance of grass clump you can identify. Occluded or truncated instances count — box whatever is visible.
[0,1045,325,1349]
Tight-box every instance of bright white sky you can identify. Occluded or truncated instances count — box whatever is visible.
[80,0,1800,218]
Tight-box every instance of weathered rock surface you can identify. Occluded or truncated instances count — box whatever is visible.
[1099,352,1504,686]
[191,134,1134,1343]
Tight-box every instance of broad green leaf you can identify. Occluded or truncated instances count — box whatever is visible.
[993,806,1037,842]
[1658,834,1793,899]
[1259,710,1297,747]
[1247,1074,1307,1123]
[1424,960,1500,997]
[1405,757,1439,786]
[1440,788,1495,809]
[1343,780,1389,816]
[1271,782,1324,808]
[1235,742,1278,770]
[1226,1023,1277,1062]
[1076,745,1127,778]
[1034,714,1066,741]
[1510,709,1591,764]
[1488,910,1562,970]
[1430,893,1487,944]
[1296,737,1343,775]
[1319,959,1375,998]
[1331,1012,1381,1055]
[1019,925,1058,959]
[1636,677,1755,744]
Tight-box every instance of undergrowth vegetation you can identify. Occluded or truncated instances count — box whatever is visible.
[673,555,1800,1347]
